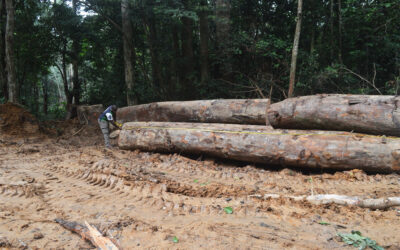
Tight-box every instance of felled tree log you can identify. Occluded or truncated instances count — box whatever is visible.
[267,94,400,136]
[77,104,103,126]
[119,122,400,173]
[117,99,269,125]
[250,194,400,210]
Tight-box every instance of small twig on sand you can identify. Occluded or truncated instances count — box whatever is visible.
[55,218,120,249]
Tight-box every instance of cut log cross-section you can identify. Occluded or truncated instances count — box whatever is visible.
[267,94,400,136]
[119,122,400,173]
[117,99,269,125]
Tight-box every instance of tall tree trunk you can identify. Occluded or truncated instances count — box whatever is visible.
[310,27,315,54]
[337,0,343,64]
[33,83,39,114]
[181,0,195,100]
[288,0,303,98]
[42,78,48,115]
[199,0,209,87]
[170,24,180,96]
[145,16,163,98]
[215,0,232,79]
[67,0,80,119]
[5,0,17,103]
[0,0,7,101]
[181,16,194,99]
[330,0,334,62]
[121,0,137,105]
[59,43,73,118]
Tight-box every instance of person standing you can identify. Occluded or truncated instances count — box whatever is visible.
[98,105,121,148]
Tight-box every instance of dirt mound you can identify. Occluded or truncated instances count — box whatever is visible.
[0,103,40,136]
[41,118,105,146]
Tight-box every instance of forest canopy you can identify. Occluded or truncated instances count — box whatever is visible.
[0,0,399,119]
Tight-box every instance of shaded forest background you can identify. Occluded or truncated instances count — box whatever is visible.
[0,0,399,119]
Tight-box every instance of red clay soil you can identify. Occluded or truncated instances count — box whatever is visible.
[0,103,40,136]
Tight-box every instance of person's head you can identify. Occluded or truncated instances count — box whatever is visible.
[111,105,118,111]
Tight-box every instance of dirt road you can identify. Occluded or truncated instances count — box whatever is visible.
[1,131,400,249]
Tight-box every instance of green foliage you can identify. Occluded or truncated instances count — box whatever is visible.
[337,231,384,250]
[223,207,233,214]
[2,0,400,118]
[47,103,67,120]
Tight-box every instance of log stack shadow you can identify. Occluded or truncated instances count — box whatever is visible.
[117,96,400,173]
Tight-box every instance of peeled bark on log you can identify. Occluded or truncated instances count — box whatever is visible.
[250,194,400,210]
[77,104,103,126]
[117,99,269,125]
[119,122,400,173]
[267,94,400,136]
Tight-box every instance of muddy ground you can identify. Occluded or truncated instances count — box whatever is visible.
[1,111,400,249]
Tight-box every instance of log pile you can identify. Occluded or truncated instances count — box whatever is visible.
[118,95,400,173]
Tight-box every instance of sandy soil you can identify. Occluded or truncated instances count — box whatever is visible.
[1,114,400,249]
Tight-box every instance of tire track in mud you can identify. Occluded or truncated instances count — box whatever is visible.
[3,148,397,222]
[40,158,312,220]
[2,143,400,249]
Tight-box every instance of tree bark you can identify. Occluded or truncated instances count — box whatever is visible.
[267,94,400,136]
[119,121,400,173]
[117,99,269,125]
[199,0,209,86]
[288,0,303,98]
[5,0,17,103]
[121,0,137,105]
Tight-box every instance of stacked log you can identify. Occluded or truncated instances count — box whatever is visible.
[267,94,400,136]
[117,99,268,125]
[119,121,400,173]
